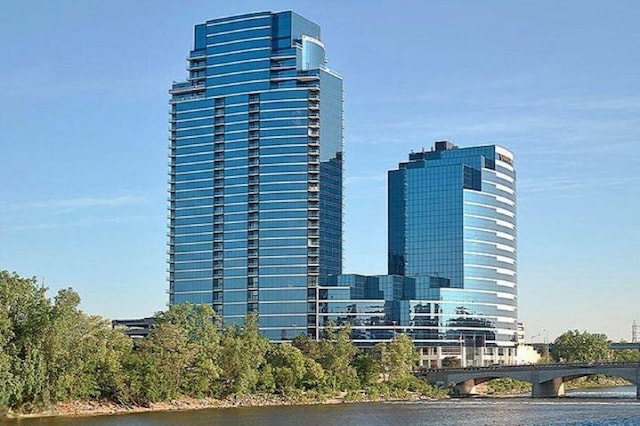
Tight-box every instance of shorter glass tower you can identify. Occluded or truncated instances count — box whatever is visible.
[316,141,518,366]
[389,141,518,366]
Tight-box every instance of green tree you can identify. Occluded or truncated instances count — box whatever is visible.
[0,272,133,412]
[292,333,324,360]
[218,312,270,395]
[318,324,358,391]
[550,330,610,362]
[353,351,381,387]
[612,342,640,362]
[266,343,308,394]
[126,303,222,402]
[379,334,417,383]
[441,356,462,368]
[0,271,51,410]
[128,321,193,402]
[155,303,222,397]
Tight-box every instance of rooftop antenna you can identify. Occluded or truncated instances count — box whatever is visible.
[633,320,638,343]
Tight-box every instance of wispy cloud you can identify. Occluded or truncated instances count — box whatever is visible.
[5,213,164,232]
[3,195,148,213]
[519,175,640,195]
[494,96,640,113]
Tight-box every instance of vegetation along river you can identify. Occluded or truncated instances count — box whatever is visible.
[8,386,640,425]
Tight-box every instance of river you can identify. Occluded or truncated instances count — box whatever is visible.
[11,386,640,425]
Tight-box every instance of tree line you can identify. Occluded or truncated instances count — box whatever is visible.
[549,329,639,363]
[0,271,444,414]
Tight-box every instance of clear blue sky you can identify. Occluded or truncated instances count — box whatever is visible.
[1,0,638,342]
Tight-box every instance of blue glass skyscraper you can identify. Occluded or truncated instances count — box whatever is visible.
[168,11,343,341]
[388,141,518,366]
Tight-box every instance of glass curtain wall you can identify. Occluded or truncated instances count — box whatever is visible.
[168,11,343,341]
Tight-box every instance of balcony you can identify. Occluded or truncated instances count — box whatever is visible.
[169,83,205,95]
[187,60,206,71]
[297,74,320,82]
[189,50,206,59]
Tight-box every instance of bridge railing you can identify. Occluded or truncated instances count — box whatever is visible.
[418,360,640,374]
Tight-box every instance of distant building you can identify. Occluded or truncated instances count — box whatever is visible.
[517,321,526,345]
[111,317,155,339]
[167,11,343,341]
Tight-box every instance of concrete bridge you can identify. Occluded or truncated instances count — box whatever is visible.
[421,362,640,398]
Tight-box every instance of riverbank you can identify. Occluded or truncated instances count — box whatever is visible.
[1,392,443,420]
[565,375,632,390]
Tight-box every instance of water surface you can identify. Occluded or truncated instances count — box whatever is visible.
[12,386,640,426]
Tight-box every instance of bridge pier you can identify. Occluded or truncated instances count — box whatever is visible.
[454,379,478,396]
[532,377,565,398]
